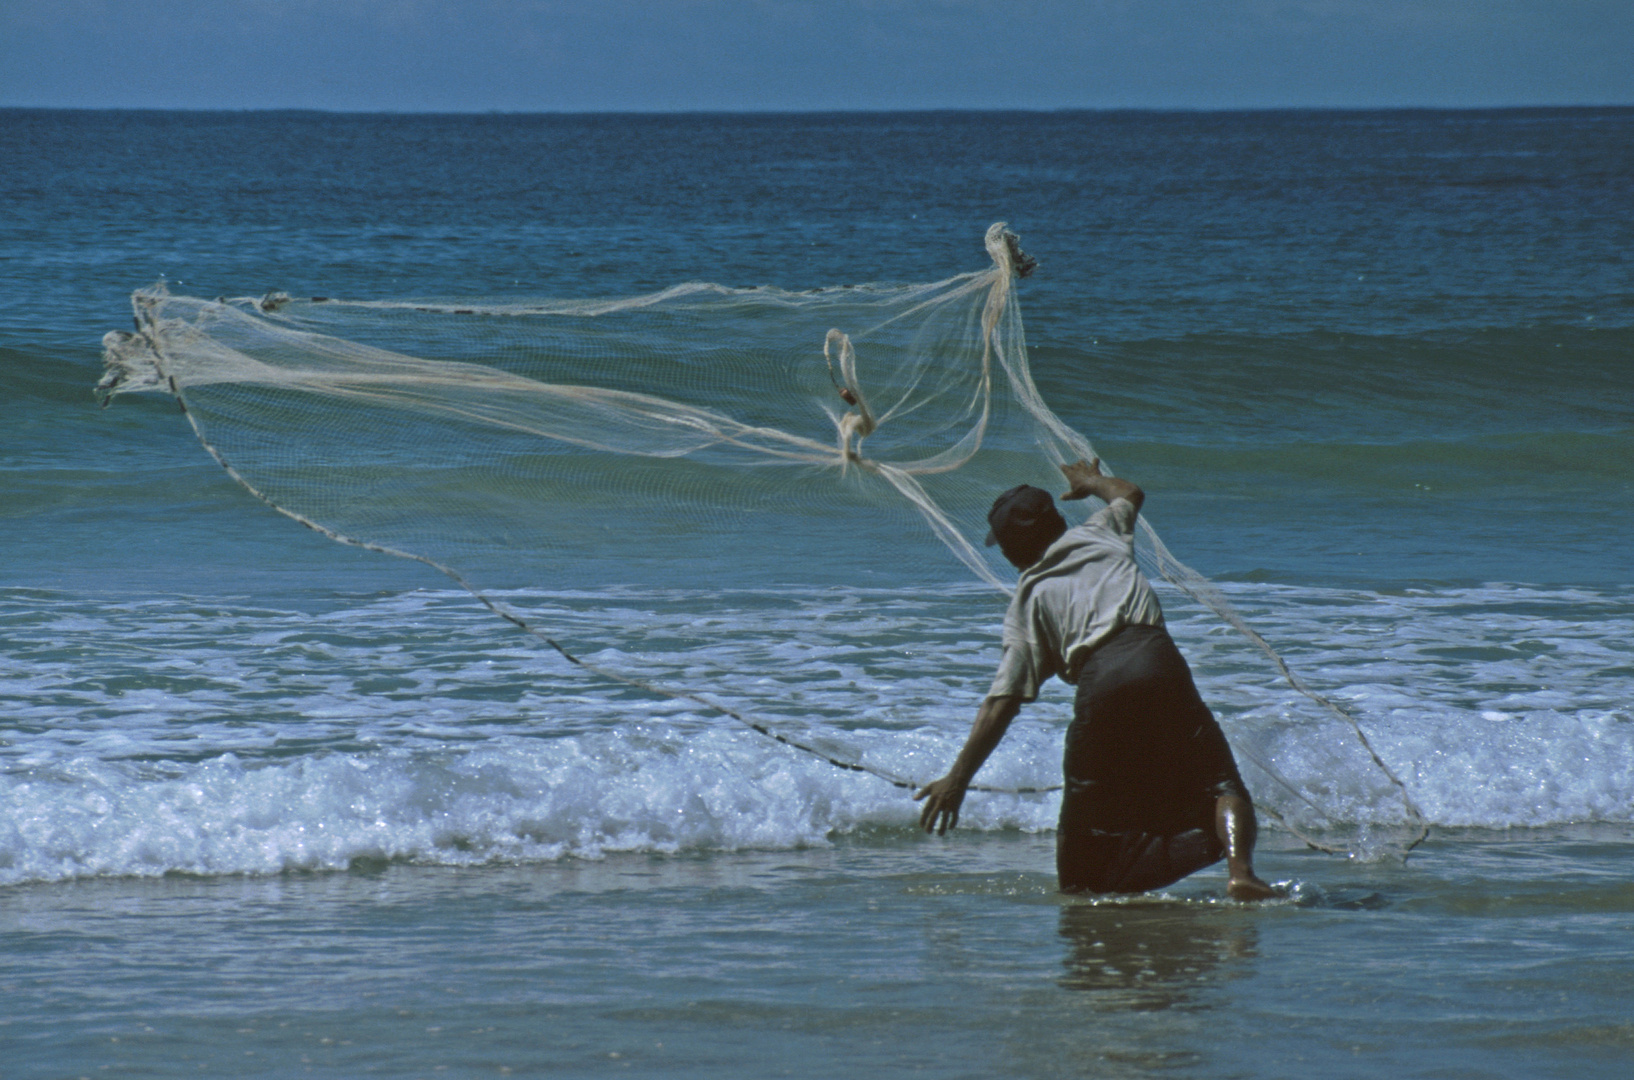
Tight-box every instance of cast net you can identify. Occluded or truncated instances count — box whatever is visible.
[99,224,1425,857]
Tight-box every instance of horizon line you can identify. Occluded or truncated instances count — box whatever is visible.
[6,102,1633,118]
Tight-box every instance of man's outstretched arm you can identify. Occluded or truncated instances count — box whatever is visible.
[1060,457,1142,514]
[914,694,1024,835]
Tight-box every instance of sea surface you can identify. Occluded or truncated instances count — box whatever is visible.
[3,108,1633,1078]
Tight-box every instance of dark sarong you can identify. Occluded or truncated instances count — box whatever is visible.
[1057,623,1249,894]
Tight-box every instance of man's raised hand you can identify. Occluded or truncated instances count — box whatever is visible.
[1060,457,1103,501]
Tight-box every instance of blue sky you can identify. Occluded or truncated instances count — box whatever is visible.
[3,0,1630,111]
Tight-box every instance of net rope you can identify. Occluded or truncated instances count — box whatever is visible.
[100,223,1426,857]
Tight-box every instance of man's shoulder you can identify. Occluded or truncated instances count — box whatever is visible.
[1009,562,1080,627]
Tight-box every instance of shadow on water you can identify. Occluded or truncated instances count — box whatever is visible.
[1055,901,1257,1012]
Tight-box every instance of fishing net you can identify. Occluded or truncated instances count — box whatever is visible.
[99,223,1425,857]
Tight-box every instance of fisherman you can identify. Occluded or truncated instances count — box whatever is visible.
[915,458,1276,900]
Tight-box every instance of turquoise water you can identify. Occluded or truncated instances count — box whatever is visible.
[3,108,1633,1077]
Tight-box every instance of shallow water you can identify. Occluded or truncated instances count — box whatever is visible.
[4,829,1632,1079]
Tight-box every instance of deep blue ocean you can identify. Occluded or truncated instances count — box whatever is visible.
[3,108,1633,1078]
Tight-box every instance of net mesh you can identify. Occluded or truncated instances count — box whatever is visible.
[99,224,1425,857]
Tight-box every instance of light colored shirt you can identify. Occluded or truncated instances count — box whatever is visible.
[986,497,1165,702]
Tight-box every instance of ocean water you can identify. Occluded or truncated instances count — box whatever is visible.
[3,108,1633,1078]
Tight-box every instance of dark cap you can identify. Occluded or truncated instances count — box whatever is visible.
[985,484,1065,550]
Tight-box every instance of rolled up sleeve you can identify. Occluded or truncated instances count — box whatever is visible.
[987,639,1052,702]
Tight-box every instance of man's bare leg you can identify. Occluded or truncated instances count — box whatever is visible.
[1217,794,1277,901]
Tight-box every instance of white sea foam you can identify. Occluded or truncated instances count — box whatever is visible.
[1,581,1630,884]
[0,721,1063,886]
[1170,582,1634,827]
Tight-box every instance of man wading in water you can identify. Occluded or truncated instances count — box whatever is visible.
[915,458,1276,900]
